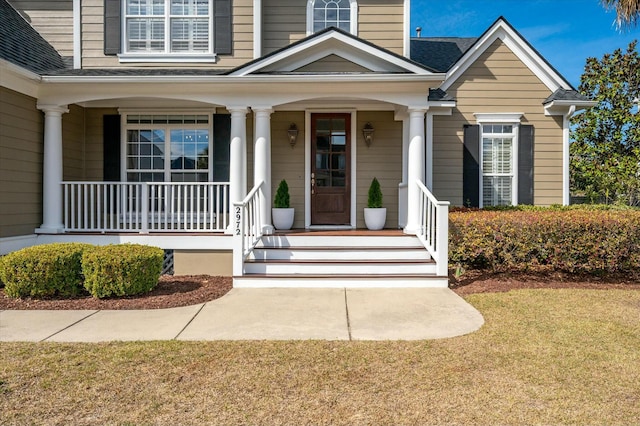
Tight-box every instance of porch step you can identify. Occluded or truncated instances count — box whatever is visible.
[249,246,431,261]
[243,259,437,275]
[233,274,449,288]
[235,233,447,288]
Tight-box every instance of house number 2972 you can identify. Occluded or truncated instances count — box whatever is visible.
[235,207,241,235]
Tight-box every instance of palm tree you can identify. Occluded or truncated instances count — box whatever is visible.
[602,0,640,30]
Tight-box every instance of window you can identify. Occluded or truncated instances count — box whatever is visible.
[307,0,357,35]
[481,124,517,206]
[124,0,212,55]
[124,114,211,182]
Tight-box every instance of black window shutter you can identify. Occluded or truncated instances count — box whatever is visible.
[463,124,480,208]
[104,0,121,55]
[214,0,233,55]
[518,124,535,205]
[213,114,231,182]
[103,115,121,181]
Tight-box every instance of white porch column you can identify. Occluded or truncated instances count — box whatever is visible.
[254,108,273,234]
[36,104,69,234]
[228,107,248,207]
[404,108,427,234]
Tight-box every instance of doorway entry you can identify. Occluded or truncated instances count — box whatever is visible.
[310,113,351,225]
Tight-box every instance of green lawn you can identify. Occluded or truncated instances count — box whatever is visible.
[1,289,639,425]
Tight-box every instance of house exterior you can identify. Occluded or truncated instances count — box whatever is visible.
[0,0,593,286]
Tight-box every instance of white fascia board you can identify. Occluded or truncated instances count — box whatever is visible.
[230,30,433,76]
[0,59,41,97]
[442,20,572,93]
[41,73,445,84]
[544,100,597,116]
[474,113,523,123]
[426,101,456,109]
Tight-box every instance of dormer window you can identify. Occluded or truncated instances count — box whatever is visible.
[307,0,357,35]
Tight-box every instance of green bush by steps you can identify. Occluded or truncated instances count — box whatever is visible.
[82,244,163,298]
[0,243,93,298]
[450,207,640,274]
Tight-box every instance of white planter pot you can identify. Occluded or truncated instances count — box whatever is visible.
[272,208,295,230]
[364,207,387,230]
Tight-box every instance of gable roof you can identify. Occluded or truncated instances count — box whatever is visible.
[543,88,591,104]
[410,37,478,72]
[228,26,440,76]
[434,17,575,93]
[0,0,67,74]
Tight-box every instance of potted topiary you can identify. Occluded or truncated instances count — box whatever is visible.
[364,177,386,230]
[272,179,294,230]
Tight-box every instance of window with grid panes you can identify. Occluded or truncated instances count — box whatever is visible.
[481,124,516,206]
[125,114,211,182]
[124,0,211,54]
[309,0,355,34]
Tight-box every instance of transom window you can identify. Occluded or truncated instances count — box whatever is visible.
[125,114,211,182]
[481,124,517,206]
[307,0,357,35]
[124,0,212,54]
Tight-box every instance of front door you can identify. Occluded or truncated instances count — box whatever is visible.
[311,113,351,225]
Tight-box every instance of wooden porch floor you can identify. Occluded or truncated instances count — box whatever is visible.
[274,229,406,236]
[64,229,405,237]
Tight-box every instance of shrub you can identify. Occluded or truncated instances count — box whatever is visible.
[367,177,383,208]
[449,208,640,275]
[0,243,93,298]
[273,179,290,208]
[82,244,163,298]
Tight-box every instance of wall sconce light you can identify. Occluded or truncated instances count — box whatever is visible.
[362,122,375,147]
[287,123,299,148]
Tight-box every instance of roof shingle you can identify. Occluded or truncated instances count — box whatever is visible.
[410,37,478,72]
[0,0,67,74]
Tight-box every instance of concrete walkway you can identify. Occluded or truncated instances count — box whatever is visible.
[0,288,484,342]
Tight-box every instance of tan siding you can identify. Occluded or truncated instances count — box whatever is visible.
[9,0,73,58]
[262,0,405,55]
[356,111,401,228]
[81,0,253,68]
[358,0,404,55]
[432,39,564,206]
[294,55,372,72]
[262,1,306,53]
[270,112,305,229]
[0,88,43,237]
[62,105,86,181]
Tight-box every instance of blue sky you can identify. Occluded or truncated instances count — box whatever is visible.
[410,0,640,88]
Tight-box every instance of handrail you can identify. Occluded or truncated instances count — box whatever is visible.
[416,180,450,277]
[232,181,264,276]
[62,181,230,233]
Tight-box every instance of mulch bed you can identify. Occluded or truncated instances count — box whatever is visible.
[0,272,638,310]
[0,275,232,310]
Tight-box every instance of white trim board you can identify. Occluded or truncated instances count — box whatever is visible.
[230,29,435,77]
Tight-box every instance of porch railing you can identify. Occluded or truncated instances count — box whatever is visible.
[62,181,230,233]
[232,181,264,276]
[416,180,450,277]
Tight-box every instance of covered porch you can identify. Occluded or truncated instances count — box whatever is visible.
[33,28,452,284]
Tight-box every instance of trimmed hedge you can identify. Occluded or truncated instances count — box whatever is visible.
[450,208,640,274]
[0,243,93,298]
[82,244,163,298]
